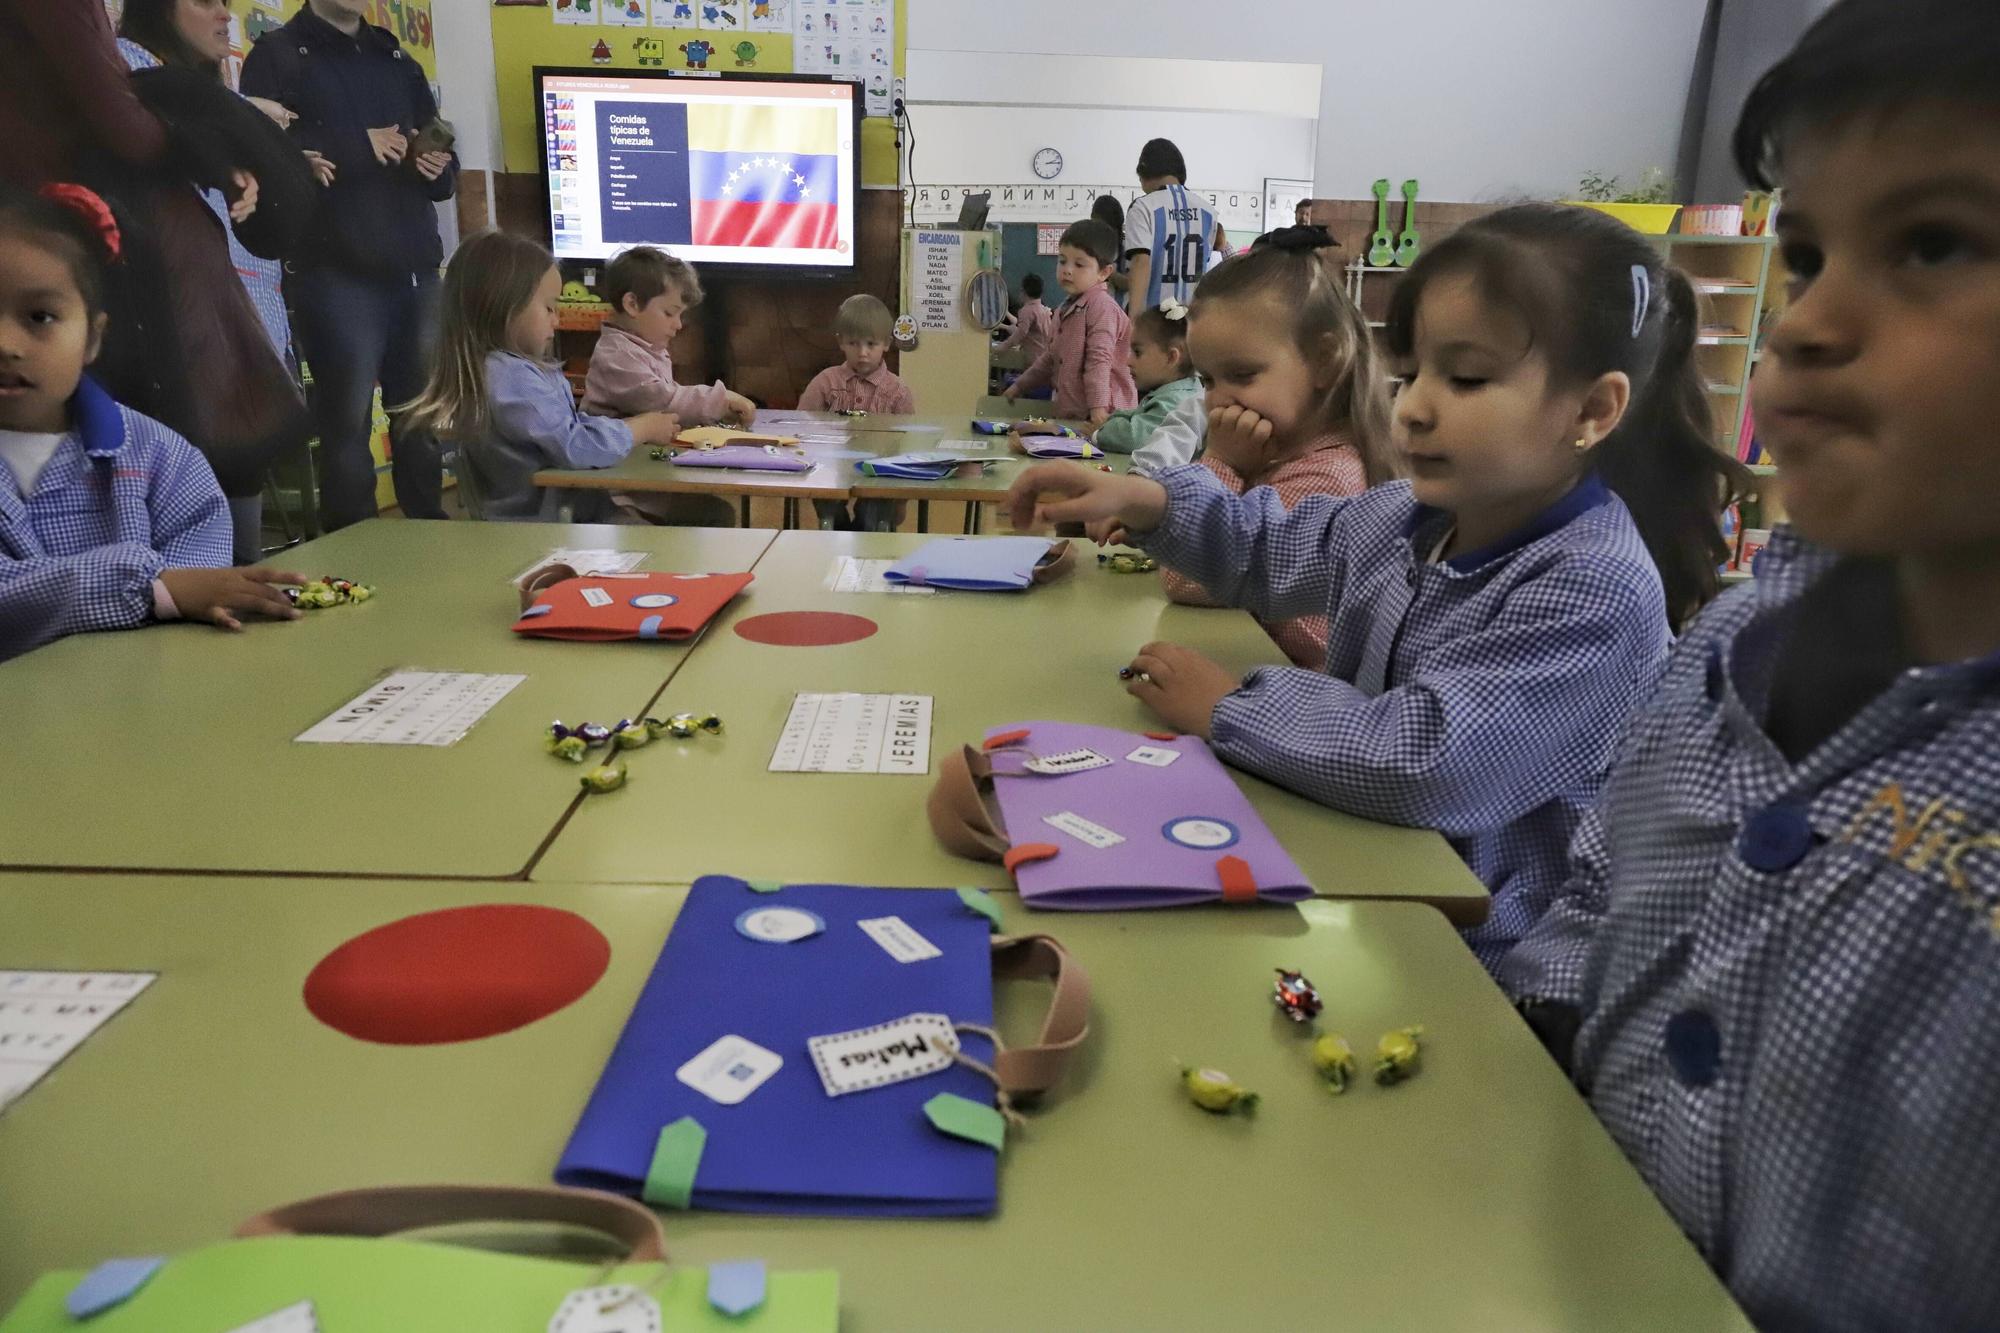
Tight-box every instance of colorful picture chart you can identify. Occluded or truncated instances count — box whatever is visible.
[769,692,933,773]
[295,672,527,747]
[0,971,156,1114]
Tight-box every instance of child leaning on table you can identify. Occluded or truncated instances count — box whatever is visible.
[400,231,678,522]
[1010,202,1749,972]
[1152,234,1388,672]
[1499,2,2000,1327]
[0,183,305,662]
[1092,300,1201,454]
[802,294,914,530]
[582,246,748,526]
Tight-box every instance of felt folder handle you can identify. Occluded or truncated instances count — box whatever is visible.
[989,933,1091,1098]
[235,1184,669,1262]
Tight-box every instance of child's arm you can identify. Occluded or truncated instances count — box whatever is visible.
[886,379,915,415]
[490,360,641,468]
[1206,559,1664,833]
[1131,391,1207,473]
[1494,804,1612,1066]
[0,439,234,657]
[1095,383,1184,453]
[796,371,832,412]
[1007,343,1055,399]
[1079,304,1119,424]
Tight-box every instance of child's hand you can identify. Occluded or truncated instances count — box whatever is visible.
[1206,404,1278,475]
[367,126,409,165]
[1089,408,1111,429]
[227,170,260,222]
[246,96,295,128]
[413,150,452,181]
[1002,383,1021,401]
[160,566,307,631]
[1085,516,1131,547]
[1006,463,1167,534]
[722,391,756,424]
[302,150,336,186]
[1120,641,1239,739]
[628,411,681,446]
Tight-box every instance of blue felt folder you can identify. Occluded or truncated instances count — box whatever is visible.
[883,537,1058,592]
[555,876,1006,1216]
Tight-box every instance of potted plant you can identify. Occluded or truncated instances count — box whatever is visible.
[1564,168,1682,234]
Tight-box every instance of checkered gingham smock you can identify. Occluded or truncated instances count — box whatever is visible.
[1501,527,2000,1332]
[0,378,230,662]
[1143,466,1671,966]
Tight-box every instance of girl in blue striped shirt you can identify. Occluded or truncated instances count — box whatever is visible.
[0,184,304,661]
[1009,208,1748,966]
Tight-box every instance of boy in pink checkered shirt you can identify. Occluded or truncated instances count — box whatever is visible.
[1002,220,1137,426]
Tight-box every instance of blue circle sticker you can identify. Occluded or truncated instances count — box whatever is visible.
[630,593,680,609]
[1162,817,1240,850]
[734,907,825,943]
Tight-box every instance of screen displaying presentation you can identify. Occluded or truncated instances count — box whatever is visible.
[536,69,859,270]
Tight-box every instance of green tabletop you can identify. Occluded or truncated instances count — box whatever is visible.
[533,531,1487,921]
[0,874,1747,1330]
[0,520,774,879]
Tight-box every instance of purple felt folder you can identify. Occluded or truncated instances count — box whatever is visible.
[670,445,812,472]
[981,722,1312,909]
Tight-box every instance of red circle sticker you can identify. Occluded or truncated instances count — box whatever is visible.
[733,610,878,647]
[303,905,610,1045]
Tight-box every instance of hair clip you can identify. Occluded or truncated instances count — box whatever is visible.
[38,183,122,261]
[1158,296,1190,322]
[1630,264,1652,338]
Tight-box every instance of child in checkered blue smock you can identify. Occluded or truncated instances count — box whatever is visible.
[0,185,304,662]
[1011,209,1747,970]
[1500,2,2000,1326]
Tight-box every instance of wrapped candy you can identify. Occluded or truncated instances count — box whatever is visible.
[1179,1065,1258,1116]
[649,446,674,461]
[612,720,652,750]
[545,733,588,763]
[580,762,628,794]
[837,408,869,418]
[1097,553,1157,574]
[1374,1026,1425,1086]
[649,712,723,739]
[1312,1033,1356,1093]
[287,576,375,610]
[575,722,613,747]
[1272,969,1322,1023]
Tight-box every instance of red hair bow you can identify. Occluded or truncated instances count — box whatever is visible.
[38,183,122,261]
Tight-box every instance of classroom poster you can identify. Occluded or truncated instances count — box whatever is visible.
[699,0,746,29]
[554,0,599,25]
[745,0,790,32]
[602,0,650,27]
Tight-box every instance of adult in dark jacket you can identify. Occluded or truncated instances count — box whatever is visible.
[118,0,320,561]
[242,0,459,529]
[0,0,303,560]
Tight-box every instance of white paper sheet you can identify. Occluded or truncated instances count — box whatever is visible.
[0,971,155,1114]
[295,672,527,747]
[826,557,935,596]
[511,549,647,581]
[769,692,932,773]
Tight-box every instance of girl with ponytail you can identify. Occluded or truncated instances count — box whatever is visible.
[1007,203,1721,969]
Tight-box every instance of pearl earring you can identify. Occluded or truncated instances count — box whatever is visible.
[1574,436,1591,454]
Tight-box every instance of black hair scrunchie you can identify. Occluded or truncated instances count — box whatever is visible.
[1257,223,1340,253]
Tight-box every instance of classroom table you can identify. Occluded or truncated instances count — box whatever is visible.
[0,873,1750,1330]
[533,530,1489,923]
[0,520,774,880]
[533,407,1103,533]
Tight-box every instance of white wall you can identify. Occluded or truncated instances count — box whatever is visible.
[429,0,1710,202]
[432,0,501,177]
[907,0,1711,202]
